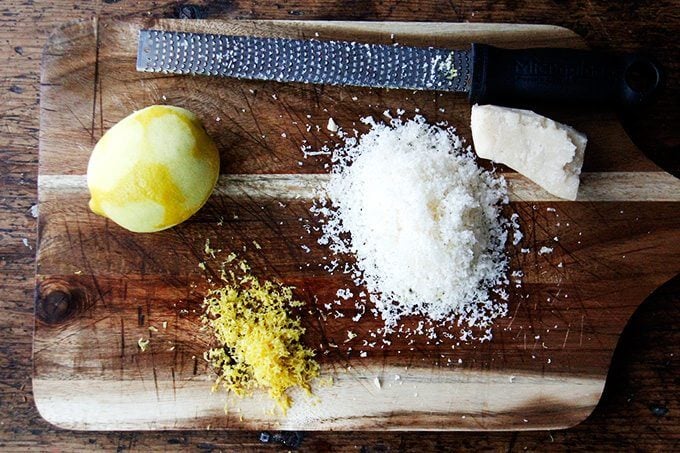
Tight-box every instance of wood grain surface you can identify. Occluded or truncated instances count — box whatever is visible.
[2,0,679,450]
[33,17,680,432]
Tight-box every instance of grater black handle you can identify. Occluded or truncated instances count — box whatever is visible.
[468,43,662,107]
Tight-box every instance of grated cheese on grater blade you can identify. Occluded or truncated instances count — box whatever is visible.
[312,115,511,333]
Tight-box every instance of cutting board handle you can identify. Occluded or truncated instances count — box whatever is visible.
[468,43,663,107]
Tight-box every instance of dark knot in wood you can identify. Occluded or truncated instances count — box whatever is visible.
[37,291,72,324]
[35,280,85,325]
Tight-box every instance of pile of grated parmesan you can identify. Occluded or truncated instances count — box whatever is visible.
[313,115,510,332]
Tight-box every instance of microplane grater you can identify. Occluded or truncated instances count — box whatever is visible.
[136,29,471,92]
[136,29,662,106]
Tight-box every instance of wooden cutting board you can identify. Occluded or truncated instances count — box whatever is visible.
[34,19,680,431]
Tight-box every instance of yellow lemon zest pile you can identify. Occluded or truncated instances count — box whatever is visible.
[202,262,319,413]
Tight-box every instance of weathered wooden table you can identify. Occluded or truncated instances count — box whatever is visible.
[1,1,677,450]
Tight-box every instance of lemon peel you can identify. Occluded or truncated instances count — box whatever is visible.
[87,105,219,232]
[201,260,319,414]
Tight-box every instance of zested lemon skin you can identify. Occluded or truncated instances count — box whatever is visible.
[87,105,220,233]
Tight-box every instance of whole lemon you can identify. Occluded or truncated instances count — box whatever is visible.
[87,105,219,233]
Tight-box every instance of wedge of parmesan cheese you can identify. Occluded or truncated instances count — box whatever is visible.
[470,104,587,201]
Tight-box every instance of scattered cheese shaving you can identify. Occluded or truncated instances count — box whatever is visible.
[138,338,149,352]
[538,246,554,255]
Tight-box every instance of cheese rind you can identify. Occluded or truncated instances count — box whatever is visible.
[470,104,587,201]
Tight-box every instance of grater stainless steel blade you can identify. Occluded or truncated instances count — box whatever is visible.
[136,29,471,92]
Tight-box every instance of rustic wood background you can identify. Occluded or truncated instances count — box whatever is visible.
[2,0,678,450]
